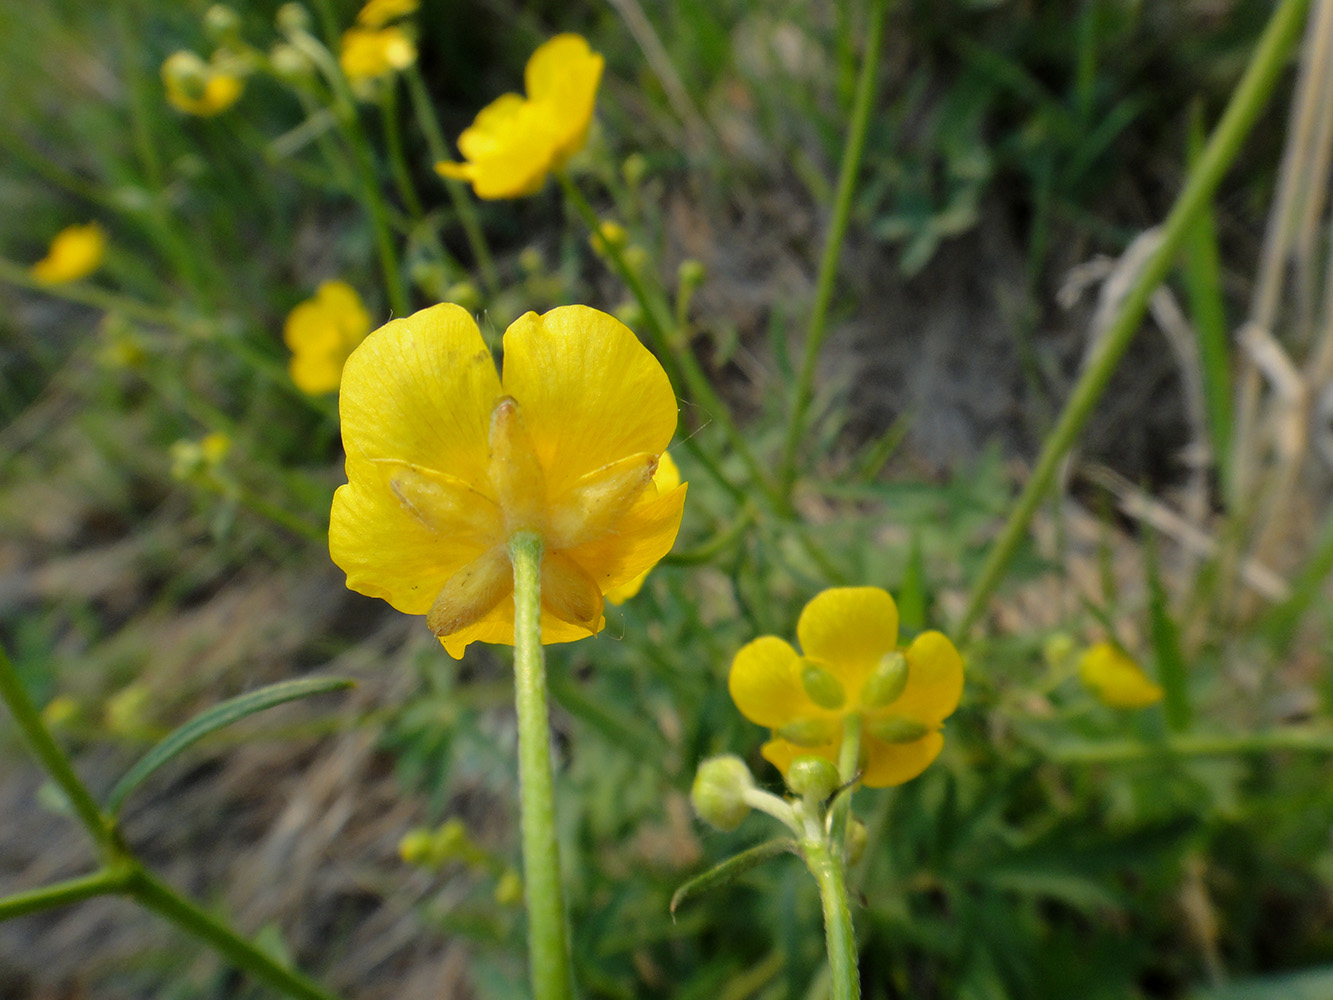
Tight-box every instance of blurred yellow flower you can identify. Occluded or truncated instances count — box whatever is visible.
[162,51,244,116]
[729,588,964,788]
[356,0,418,28]
[1079,641,1163,709]
[435,34,603,199]
[605,451,679,604]
[340,25,416,83]
[31,223,106,284]
[283,280,373,395]
[330,303,687,659]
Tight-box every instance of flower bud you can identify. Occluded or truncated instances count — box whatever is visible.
[622,152,647,187]
[784,755,840,800]
[204,4,242,42]
[677,258,705,290]
[494,869,523,906]
[270,42,313,82]
[518,246,543,275]
[445,280,480,313]
[613,300,644,330]
[161,51,211,101]
[691,754,755,831]
[589,220,627,257]
[276,2,311,35]
[1043,633,1075,668]
[622,244,648,272]
[398,828,435,865]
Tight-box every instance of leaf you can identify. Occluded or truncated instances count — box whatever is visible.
[669,839,797,917]
[1188,965,1333,1000]
[105,676,355,816]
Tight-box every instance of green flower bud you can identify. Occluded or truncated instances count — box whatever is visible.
[204,4,241,42]
[622,244,648,272]
[801,661,846,710]
[398,828,435,865]
[161,51,211,101]
[613,300,644,330]
[494,869,523,906]
[622,152,647,187]
[518,246,544,276]
[677,258,706,289]
[845,818,868,866]
[785,756,840,800]
[1043,632,1075,668]
[866,715,931,744]
[691,754,755,831]
[270,42,313,82]
[276,2,311,35]
[861,651,909,708]
[445,280,481,313]
[775,717,838,747]
[589,220,627,256]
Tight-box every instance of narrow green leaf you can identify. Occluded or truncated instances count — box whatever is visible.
[1182,102,1234,490]
[1144,531,1191,732]
[898,531,927,633]
[106,677,355,816]
[670,839,797,917]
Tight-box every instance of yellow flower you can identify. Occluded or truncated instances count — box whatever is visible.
[729,588,964,788]
[31,223,106,284]
[162,51,244,116]
[283,280,373,395]
[1079,641,1163,709]
[356,0,418,28]
[435,34,604,199]
[329,303,688,659]
[340,25,417,84]
[605,451,679,604]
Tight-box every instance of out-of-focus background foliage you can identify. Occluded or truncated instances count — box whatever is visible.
[2,1,1333,998]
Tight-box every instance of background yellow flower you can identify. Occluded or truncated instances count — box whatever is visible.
[330,303,687,658]
[30,222,106,284]
[604,451,680,604]
[355,0,419,29]
[1079,641,1164,709]
[729,587,964,787]
[161,51,243,116]
[340,26,417,84]
[436,34,603,199]
[283,281,372,395]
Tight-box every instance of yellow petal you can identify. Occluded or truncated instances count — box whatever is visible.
[561,482,686,593]
[1079,642,1163,709]
[795,588,899,694]
[500,306,677,499]
[602,451,683,605]
[728,636,807,728]
[356,0,419,28]
[439,597,603,660]
[860,731,944,788]
[31,223,106,284]
[289,350,343,395]
[523,34,603,162]
[449,94,557,199]
[338,303,500,495]
[883,630,965,724]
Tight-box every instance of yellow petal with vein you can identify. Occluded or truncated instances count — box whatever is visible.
[729,636,807,728]
[860,732,944,788]
[796,588,899,693]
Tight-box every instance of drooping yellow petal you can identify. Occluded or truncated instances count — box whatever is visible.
[603,451,682,604]
[340,26,417,83]
[729,636,808,728]
[523,33,604,163]
[561,483,686,593]
[356,0,418,28]
[338,303,500,495]
[501,306,677,499]
[31,223,106,284]
[860,731,944,788]
[796,588,899,695]
[882,630,965,724]
[1079,642,1164,709]
[437,94,558,199]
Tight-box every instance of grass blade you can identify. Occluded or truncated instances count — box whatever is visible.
[1145,532,1191,732]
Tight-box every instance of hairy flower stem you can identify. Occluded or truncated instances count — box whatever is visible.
[778,0,888,497]
[508,532,576,1000]
[798,804,861,1000]
[957,0,1312,638]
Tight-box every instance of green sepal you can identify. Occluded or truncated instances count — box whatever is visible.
[860,651,909,708]
[105,676,355,816]
[866,714,930,744]
[800,662,846,709]
[777,718,838,747]
[669,838,798,917]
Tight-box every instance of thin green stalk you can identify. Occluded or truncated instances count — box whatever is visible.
[379,83,424,219]
[1048,726,1333,764]
[801,824,861,1000]
[0,643,113,849]
[0,867,132,923]
[778,0,888,495]
[127,867,342,1000]
[0,257,193,329]
[829,713,862,849]
[956,0,1311,638]
[405,66,501,295]
[558,171,779,511]
[508,531,575,1000]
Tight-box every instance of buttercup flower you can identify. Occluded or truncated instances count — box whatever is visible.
[283,280,373,395]
[162,51,244,116]
[31,223,106,284]
[435,34,603,199]
[340,25,416,84]
[330,303,687,659]
[605,451,679,604]
[1079,641,1163,709]
[729,588,964,788]
[355,0,418,28]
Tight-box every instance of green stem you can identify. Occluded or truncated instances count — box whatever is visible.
[829,713,862,850]
[801,823,861,1000]
[0,257,193,329]
[0,642,114,849]
[778,0,888,495]
[1048,727,1333,764]
[0,867,132,923]
[956,0,1311,638]
[405,66,501,295]
[379,82,424,219]
[127,867,343,1000]
[557,171,778,511]
[507,531,575,1000]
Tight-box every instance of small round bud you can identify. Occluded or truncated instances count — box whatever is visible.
[677,258,705,289]
[517,246,543,275]
[445,280,481,313]
[162,51,211,100]
[41,695,79,729]
[1043,632,1075,668]
[613,300,644,330]
[589,220,627,257]
[691,754,755,831]
[276,2,311,35]
[622,152,647,187]
[204,4,242,42]
[270,42,313,82]
[398,828,435,865]
[845,818,868,866]
[494,869,523,906]
[784,755,840,800]
[622,244,648,273]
